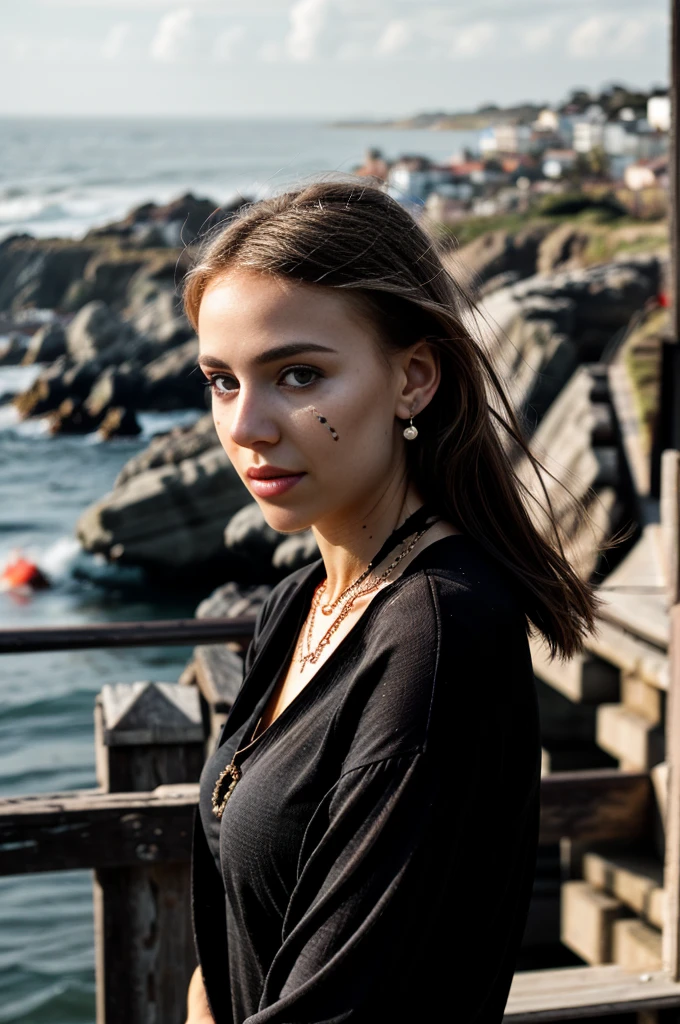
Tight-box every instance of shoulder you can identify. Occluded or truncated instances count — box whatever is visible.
[338,539,534,770]
[371,536,529,650]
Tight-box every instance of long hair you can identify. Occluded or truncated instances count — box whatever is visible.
[182,178,599,659]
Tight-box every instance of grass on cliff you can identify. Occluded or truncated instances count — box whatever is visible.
[622,307,668,456]
[434,191,667,264]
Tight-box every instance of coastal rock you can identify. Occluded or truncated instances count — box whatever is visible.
[66,300,135,363]
[98,407,142,440]
[21,322,67,365]
[62,254,147,313]
[48,397,102,435]
[13,355,72,417]
[84,364,144,418]
[0,332,27,366]
[87,192,249,247]
[224,503,284,574]
[537,224,592,276]
[76,446,251,573]
[114,413,218,486]
[131,289,193,349]
[446,224,552,292]
[195,580,271,620]
[0,237,94,312]
[272,531,319,573]
[141,338,204,410]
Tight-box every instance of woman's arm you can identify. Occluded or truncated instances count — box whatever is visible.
[185,964,215,1024]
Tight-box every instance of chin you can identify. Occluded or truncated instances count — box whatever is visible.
[256,503,316,535]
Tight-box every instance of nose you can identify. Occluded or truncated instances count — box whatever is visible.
[227,384,280,449]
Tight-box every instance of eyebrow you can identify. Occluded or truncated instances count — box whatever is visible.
[197,342,338,370]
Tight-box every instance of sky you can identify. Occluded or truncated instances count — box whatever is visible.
[0,0,669,118]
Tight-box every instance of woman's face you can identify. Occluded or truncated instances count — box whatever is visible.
[197,268,416,535]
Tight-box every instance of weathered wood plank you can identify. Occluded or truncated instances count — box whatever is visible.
[0,771,653,876]
[539,770,653,845]
[505,964,680,1021]
[0,787,197,874]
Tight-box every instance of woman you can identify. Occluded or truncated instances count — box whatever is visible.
[183,180,597,1024]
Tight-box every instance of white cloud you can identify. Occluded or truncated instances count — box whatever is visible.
[375,20,412,57]
[451,21,496,57]
[521,23,555,53]
[258,40,283,62]
[213,26,246,61]
[150,8,194,62]
[102,22,131,59]
[567,14,648,57]
[285,0,329,61]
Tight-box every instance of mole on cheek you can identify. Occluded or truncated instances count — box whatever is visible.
[310,407,339,441]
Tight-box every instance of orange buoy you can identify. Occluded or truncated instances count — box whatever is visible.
[0,555,50,591]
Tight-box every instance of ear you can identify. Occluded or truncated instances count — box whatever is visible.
[395,339,440,421]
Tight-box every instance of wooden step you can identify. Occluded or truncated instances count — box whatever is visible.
[612,918,663,972]
[531,639,620,704]
[561,879,631,964]
[505,963,680,1021]
[582,849,664,928]
[596,703,665,770]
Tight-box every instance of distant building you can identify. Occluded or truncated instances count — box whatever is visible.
[354,148,389,182]
[624,154,669,190]
[572,104,607,153]
[648,95,671,133]
[542,149,577,179]
[533,108,560,133]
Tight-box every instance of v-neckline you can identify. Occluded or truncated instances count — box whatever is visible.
[221,533,470,757]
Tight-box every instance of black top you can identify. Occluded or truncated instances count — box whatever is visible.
[191,534,541,1024]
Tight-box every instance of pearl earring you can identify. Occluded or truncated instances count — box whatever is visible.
[403,410,418,441]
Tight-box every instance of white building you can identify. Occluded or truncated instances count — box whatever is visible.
[542,149,577,179]
[648,95,671,133]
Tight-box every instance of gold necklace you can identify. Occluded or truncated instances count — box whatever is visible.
[294,525,432,671]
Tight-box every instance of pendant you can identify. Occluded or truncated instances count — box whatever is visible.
[211,761,242,819]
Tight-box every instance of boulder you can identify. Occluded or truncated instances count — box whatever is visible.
[272,531,319,573]
[13,355,73,417]
[22,322,67,365]
[445,224,552,292]
[0,237,94,312]
[48,397,103,435]
[141,337,205,410]
[98,407,142,440]
[224,503,284,574]
[84,364,145,418]
[0,332,27,366]
[62,255,147,313]
[66,300,135,363]
[115,413,218,486]
[537,224,592,275]
[131,289,193,349]
[195,580,271,620]
[76,446,251,572]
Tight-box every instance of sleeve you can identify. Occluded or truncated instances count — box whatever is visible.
[242,583,542,1023]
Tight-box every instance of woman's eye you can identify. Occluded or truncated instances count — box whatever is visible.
[207,374,238,395]
[280,366,320,388]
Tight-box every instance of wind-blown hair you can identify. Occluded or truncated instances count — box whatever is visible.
[182,179,599,659]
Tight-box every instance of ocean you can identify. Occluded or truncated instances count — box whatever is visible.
[0,117,480,1022]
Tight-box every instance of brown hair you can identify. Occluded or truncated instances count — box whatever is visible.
[182,178,599,659]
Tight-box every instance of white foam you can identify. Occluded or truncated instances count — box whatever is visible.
[39,536,82,579]
[137,409,203,437]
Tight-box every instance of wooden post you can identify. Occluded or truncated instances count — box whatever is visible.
[93,681,205,1024]
[662,453,680,978]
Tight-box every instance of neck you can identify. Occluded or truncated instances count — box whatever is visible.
[310,479,427,605]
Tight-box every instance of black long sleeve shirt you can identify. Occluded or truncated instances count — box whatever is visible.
[191,534,542,1023]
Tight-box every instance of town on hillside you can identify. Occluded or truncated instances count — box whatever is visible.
[351,85,669,227]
